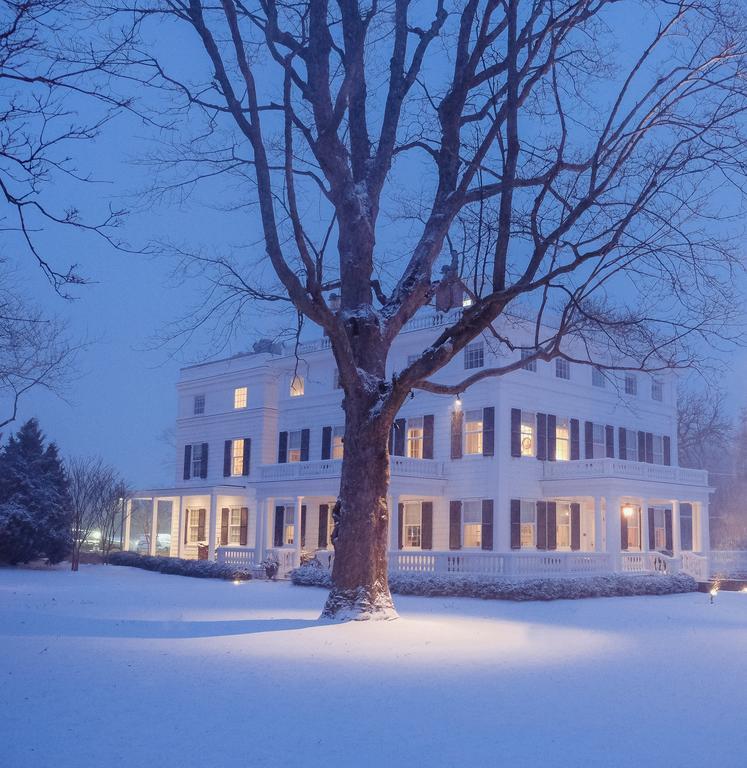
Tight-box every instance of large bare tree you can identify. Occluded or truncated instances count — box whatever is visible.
[106,0,747,618]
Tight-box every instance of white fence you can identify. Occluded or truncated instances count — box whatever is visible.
[709,551,747,579]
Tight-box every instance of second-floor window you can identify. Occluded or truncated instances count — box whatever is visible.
[332,426,344,459]
[555,359,570,380]
[592,423,606,458]
[521,349,537,371]
[191,443,204,478]
[464,410,484,455]
[407,417,424,458]
[234,387,247,409]
[592,366,605,388]
[651,378,663,401]
[624,373,637,396]
[624,428,638,461]
[652,435,664,465]
[288,430,303,462]
[193,394,205,415]
[464,342,484,370]
[521,411,536,457]
[231,439,244,476]
[462,500,482,548]
[290,375,305,397]
[556,417,570,461]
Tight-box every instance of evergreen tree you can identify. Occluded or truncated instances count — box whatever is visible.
[0,419,72,564]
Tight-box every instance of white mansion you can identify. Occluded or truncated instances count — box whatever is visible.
[125,310,711,581]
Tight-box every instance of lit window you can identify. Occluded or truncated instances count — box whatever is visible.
[556,502,571,549]
[332,426,344,459]
[290,375,305,397]
[288,430,302,463]
[462,296,474,308]
[592,367,605,388]
[229,508,242,544]
[624,374,637,396]
[521,348,537,372]
[462,500,482,548]
[284,506,295,545]
[234,387,248,409]
[623,505,641,550]
[231,439,244,476]
[652,435,664,465]
[191,443,203,477]
[464,410,484,455]
[407,417,424,459]
[555,359,570,380]
[625,429,638,461]
[555,417,570,461]
[520,411,535,457]
[193,394,205,415]
[403,502,422,549]
[651,378,663,401]
[464,342,484,370]
[520,500,536,548]
[188,508,202,543]
[592,423,605,458]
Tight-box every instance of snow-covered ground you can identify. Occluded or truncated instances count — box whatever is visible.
[1,566,745,768]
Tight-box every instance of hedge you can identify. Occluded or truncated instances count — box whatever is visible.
[108,551,252,581]
[290,564,697,601]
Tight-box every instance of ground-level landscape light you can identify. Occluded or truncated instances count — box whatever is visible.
[710,587,719,604]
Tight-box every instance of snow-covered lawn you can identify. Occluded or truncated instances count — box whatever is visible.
[1,566,745,768]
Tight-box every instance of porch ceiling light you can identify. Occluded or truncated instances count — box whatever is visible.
[622,505,635,518]
[455,394,462,409]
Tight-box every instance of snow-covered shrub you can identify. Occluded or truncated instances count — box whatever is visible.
[290,565,697,601]
[260,553,279,580]
[108,551,251,581]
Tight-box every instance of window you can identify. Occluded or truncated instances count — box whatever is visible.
[624,373,637,396]
[651,378,663,402]
[284,506,295,545]
[407,417,424,459]
[625,428,638,462]
[333,369,342,389]
[229,508,242,544]
[623,504,641,550]
[592,367,605,388]
[555,417,570,461]
[521,411,536,457]
[464,342,484,370]
[462,296,474,308]
[652,435,664,465]
[188,509,201,543]
[556,502,571,549]
[290,375,304,397]
[332,426,344,459]
[234,387,248,409]
[464,410,484,455]
[520,500,536,548]
[191,443,203,478]
[193,394,205,415]
[521,349,537,372]
[652,507,667,550]
[287,430,302,463]
[462,500,482,548]
[231,439,244,476]
[592,423,605,459]
[403,502,422,549]
[555,358,570,380]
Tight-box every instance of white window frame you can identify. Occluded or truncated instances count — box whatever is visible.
[287,430,302,463]
[464,410,484,455]
[191,443,203,478]
[233,386,248,409]
[651,378,663,402]
[592,423,606,459]
[555,417,570,461]
[332,426,344,460]
[624,373,638,396]
[556,501,572,550]
[231,439,244,476]
[188,508,203,544]
[625,428,638,462]
[592,367,605,388]
[520,411,536,457]
[521,349,537,372]
[193,394,205,415]
[228,507,242,545]
[464,342,484,370]
[555,358,570,380]
[462,499,482,549]
[290,375,305,397]
[652,434,664,465]
[625,505,642,550]
[520,500,536,549]
[403,501,422,549]
[407,417,424,459]
[283,506,295,546]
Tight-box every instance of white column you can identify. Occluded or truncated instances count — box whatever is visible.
[295,495,304,565]
[123,499,132,552]
[266,497,276,551]
[593,496,603,552]
[605,495,621,570]
[641,501,650,553]
[208,492,218,560]
[176,496,185,558]
[672,500,681,557]
[698,500,710,554]
[149,498,158,556]
[254,497,265,561]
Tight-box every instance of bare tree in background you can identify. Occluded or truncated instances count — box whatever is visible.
[678,388,733,470]
[99,480,129,561]
[104,0,747,618]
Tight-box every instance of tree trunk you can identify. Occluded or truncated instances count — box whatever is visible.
[321,404,397,621]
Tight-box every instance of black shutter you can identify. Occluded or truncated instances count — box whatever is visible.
[481,499,494,551]
[223,440,232,478]
[242,438,251,476]
[198,508,206,541]
[278,431,288,463]
[663,436,671,466]
[318,504,329,548]
[585,421,594,459]
[536,413,547,461]
[620,507,628,550]
[618,427,627,460]
[321,426,332,460]
[421,502,433,550]
[605,425,614,458]
[183,445,192,480]
[300,429,310,462]
[536,501,548,550]
[664,508,673,554]
[301,505,307,548]
[393,418,406,457]
[239,508,248,546]
[570,419,580,460]
[398,502,404,549]
[510,408,521,457]
[274,506,285,547]
[645,432,654,463]
[637,431,646,463]
[546,501,557,550]
[648,507,656,550]
[547,414,556,461]
[220,507,229,546]
[449,500,462,550]
[199,444,208,479]
[680,503,693,551]
[570,503,581,551]
[423,415,434,459]
[510,499,521,550]
[451,410,464,459]
[184,508,189,544]
[482,407,495,456]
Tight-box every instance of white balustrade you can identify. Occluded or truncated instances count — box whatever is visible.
[620,551,678,575]
[259,456,445,482]
[680,551,708,581]
[216,546,256,567]
[543,457,708,487]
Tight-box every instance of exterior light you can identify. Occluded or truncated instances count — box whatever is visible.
[233,579,242,585]
[622,505,635,518]
[710,586,719,604]
[454,394,462,409]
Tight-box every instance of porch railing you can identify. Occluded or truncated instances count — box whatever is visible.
[680,551,708,581]
[259,456,446,482]
[543,458,708,487]
[620,551,678,574]
[216,546,256,568]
